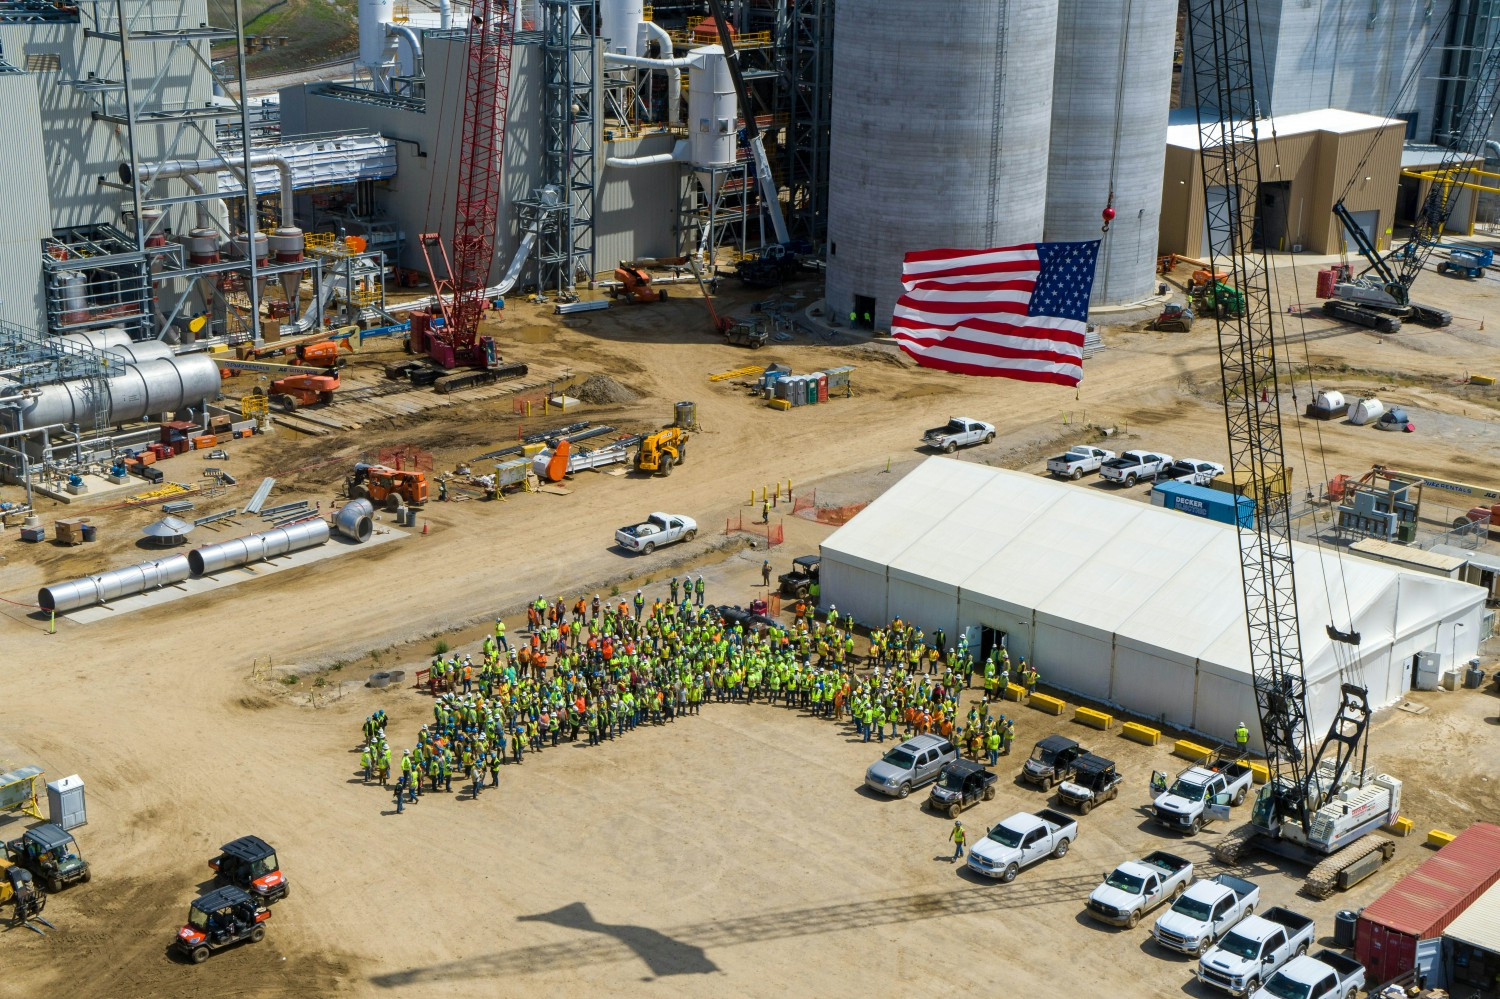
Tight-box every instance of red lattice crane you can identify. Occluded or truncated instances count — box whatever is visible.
[414,0,515,371]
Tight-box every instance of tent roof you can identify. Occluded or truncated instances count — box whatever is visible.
[142,516,193,538]
[821,458,1483,679]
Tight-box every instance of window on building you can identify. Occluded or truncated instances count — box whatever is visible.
[25,53,60,73]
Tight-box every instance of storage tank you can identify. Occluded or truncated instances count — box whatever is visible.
[600,0,644,55]
[0,353,222,430]
[825,1,1060,330]
[688,46,737,200]
[359,0,395,68]
[1045,0,1176,306]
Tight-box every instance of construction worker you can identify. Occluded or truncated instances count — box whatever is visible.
[463,659,473,693]
[495,617,509,651]
[1150,770,1169,794]
[438,478,448,502]
[1235,721,1250,752]
[633,589,645,621]
[934,628,946,659]
[762,498,771,524]
[1023,661,1038,699]
[394,774,406,814]
[985,727,1000,767]
[1001,716,1014,756]
[694,575,705,607]
[360,745,371,782]
[762,560,772,587]
[950,820,967,862]
[670,576,680,603]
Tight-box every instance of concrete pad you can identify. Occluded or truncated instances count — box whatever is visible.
[32,474,144,505]
[62,524,406,624]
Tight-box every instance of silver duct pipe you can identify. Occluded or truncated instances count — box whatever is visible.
[122,153,297,228]
[189,518,330,576]
[439,0,451,28]
[59,328,135,352]
[386,23,424,79]
[604,49,689,128]
[39,554,191,613]
[0,352,222,431]
[334,498,374,543]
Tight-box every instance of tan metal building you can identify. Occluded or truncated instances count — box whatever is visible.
[1159,109,1407,258]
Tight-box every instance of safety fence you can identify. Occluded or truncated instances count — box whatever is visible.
[368,444,433,472]
[724,514,784,548]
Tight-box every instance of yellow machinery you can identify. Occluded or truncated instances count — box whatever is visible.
[636,427,689,476]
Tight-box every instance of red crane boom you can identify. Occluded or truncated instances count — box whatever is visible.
[415,0,515,370]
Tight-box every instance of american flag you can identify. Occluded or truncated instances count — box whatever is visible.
[891,240,1101,387]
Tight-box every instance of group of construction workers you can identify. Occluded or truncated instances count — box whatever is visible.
[357,587,1042,813]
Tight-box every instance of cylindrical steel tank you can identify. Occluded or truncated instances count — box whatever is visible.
[189,518,330,576]
[56,271,87,323]
[688,46,736,169]
[1,352,222,430]
[39,553,191,613]
[825,1,1060,329]
[600,0,644,54]
[187,228,219,264]
[334,499,374,543]
[359,0,394,66]
[59,328,133,352]
[1044,0,1175,306]
[269,226,305,263]
[232,231,270,265]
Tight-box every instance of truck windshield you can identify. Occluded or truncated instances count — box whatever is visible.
[1261,974,1310,999]
[187,908,211,932]
[1171,895,1212,920]
[1105,869,1144,893]
[1030,746,1056,765]
[986,825,1024,848]
[249,855,277,879]
[1168,779,1207,801]
[882,750,916,769]
[1215,931,1260,959]
[938,771,966,791]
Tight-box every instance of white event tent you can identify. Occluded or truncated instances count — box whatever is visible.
[820,458,1487,749]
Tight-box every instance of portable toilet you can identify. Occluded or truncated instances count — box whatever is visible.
[805,376,819,405]
[786,376,801,406]
[774,376,791,401]
[46,774,87,830]
[816,371,829,403]
[1349,396,1385,426]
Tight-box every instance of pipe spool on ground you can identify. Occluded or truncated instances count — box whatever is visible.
[38,554,191,613]
[188,518,330,576]
[334,499,374,543]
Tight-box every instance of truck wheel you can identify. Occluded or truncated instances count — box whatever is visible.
[1245,977,1260,996]
[1295,941,1308,957]
[385,493,403,512]
[897,781,911,799]
[1070,468,1082,480]
[684,529,696,542]
[943,442,957,454]
[192,946,211,964]
[1190,816,1205,835]
[659,455,674,476]
[948,804,961,819]
[1053,838,1070,859]
[983,786,995,801]
[984,432,995,444]
[1127,910,1140,929]
[47,877,62,894]
[81,869,91,883]
[350,484,370,501]
[1124,474,1137,487]
[1242,903,1253,917]
[642,542,656,555]
[1194,939,1210,957]
[1001,863,1019,883]
[1080,800,1092,815]
[1232,787,1246,806]
[251,925,266,943]
[1172,881,1185,899]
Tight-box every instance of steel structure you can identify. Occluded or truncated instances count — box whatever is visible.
[781,0,832,244]
[420,0,516,367]
[536,0,598,294]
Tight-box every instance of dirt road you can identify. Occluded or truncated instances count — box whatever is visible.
[3,259,1499,997]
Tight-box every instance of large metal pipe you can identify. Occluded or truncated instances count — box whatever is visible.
[59,328,134,352]
[121,154,297,228]
[189,518,330,576]
[39,553,191,613]
[386,23,424,79]
[334,498,374,543]
[0,352,222,431]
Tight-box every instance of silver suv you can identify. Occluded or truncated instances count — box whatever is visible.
[865,735,960,798]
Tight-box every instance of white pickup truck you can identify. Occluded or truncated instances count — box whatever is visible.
[1251,950,1365,999]
[1153,873,1260,957]
[966,808,1077,883]
[614,513,697,555]
[1100,449,1174,486]
[1086,850,1194,927]
[1162,458,1227,486]
[1198,906,1316,997]
[1046,445,1117,480]
[1152,753,1255,834]
[922,417,995,453]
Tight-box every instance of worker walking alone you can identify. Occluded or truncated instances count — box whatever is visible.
[1235,721,1250,753]
[950,820,966,862]
[694,575,705,607]
[762,499,771,524]
[762,560,772,587]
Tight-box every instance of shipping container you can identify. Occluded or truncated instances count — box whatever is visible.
[1356,823,1500,983]
[1150,480,1254,528]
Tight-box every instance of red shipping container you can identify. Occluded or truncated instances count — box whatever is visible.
[1316,268,1337,299]
[1356,823,1500,982]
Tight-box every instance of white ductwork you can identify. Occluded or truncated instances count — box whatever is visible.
[439,0,451,28]
[602,34,689,126]
[123,154,297,228]
[386,22,424,79]
[605,139,690,169]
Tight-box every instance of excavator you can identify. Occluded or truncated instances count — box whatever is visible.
[613,261,669,304]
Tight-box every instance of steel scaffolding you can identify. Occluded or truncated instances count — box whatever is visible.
[783,0,832,244]
[536,0,598,294]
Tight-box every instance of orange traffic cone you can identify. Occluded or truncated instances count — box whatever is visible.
[422,521,428,536]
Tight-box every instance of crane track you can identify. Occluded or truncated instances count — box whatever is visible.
[1212,824,1260,866]
[1301,835,1394,901]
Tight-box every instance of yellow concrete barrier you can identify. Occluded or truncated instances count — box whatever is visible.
[1384,816,1414,837]
[1029,693,1065,715]
[1121,722,1160,746]
[1248,761,1270,785]
[1002,683,1026,702]
[1173,739,1213,762]
[1074,706,1113,730]
[1427,829,1455,848]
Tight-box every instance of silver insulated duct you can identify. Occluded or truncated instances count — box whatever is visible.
[39,553,191,613]
[333,499,374,543]
[0,351,222,431]
[189,518,330,576]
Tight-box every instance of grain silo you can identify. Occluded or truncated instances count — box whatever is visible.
[1045,0,1176,306]
[825,1,1060,331]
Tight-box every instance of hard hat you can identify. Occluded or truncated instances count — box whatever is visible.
[1239,721,1246,728]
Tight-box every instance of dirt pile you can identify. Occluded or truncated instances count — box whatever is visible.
[574,374,642,405]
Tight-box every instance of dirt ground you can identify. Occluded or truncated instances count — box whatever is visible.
[3,255,1500,998]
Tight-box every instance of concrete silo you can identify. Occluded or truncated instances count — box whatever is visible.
[825,1,1060,330]
[1045,0,1176,306]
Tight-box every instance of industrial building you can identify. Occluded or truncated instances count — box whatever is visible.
[818,459,1488,750]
